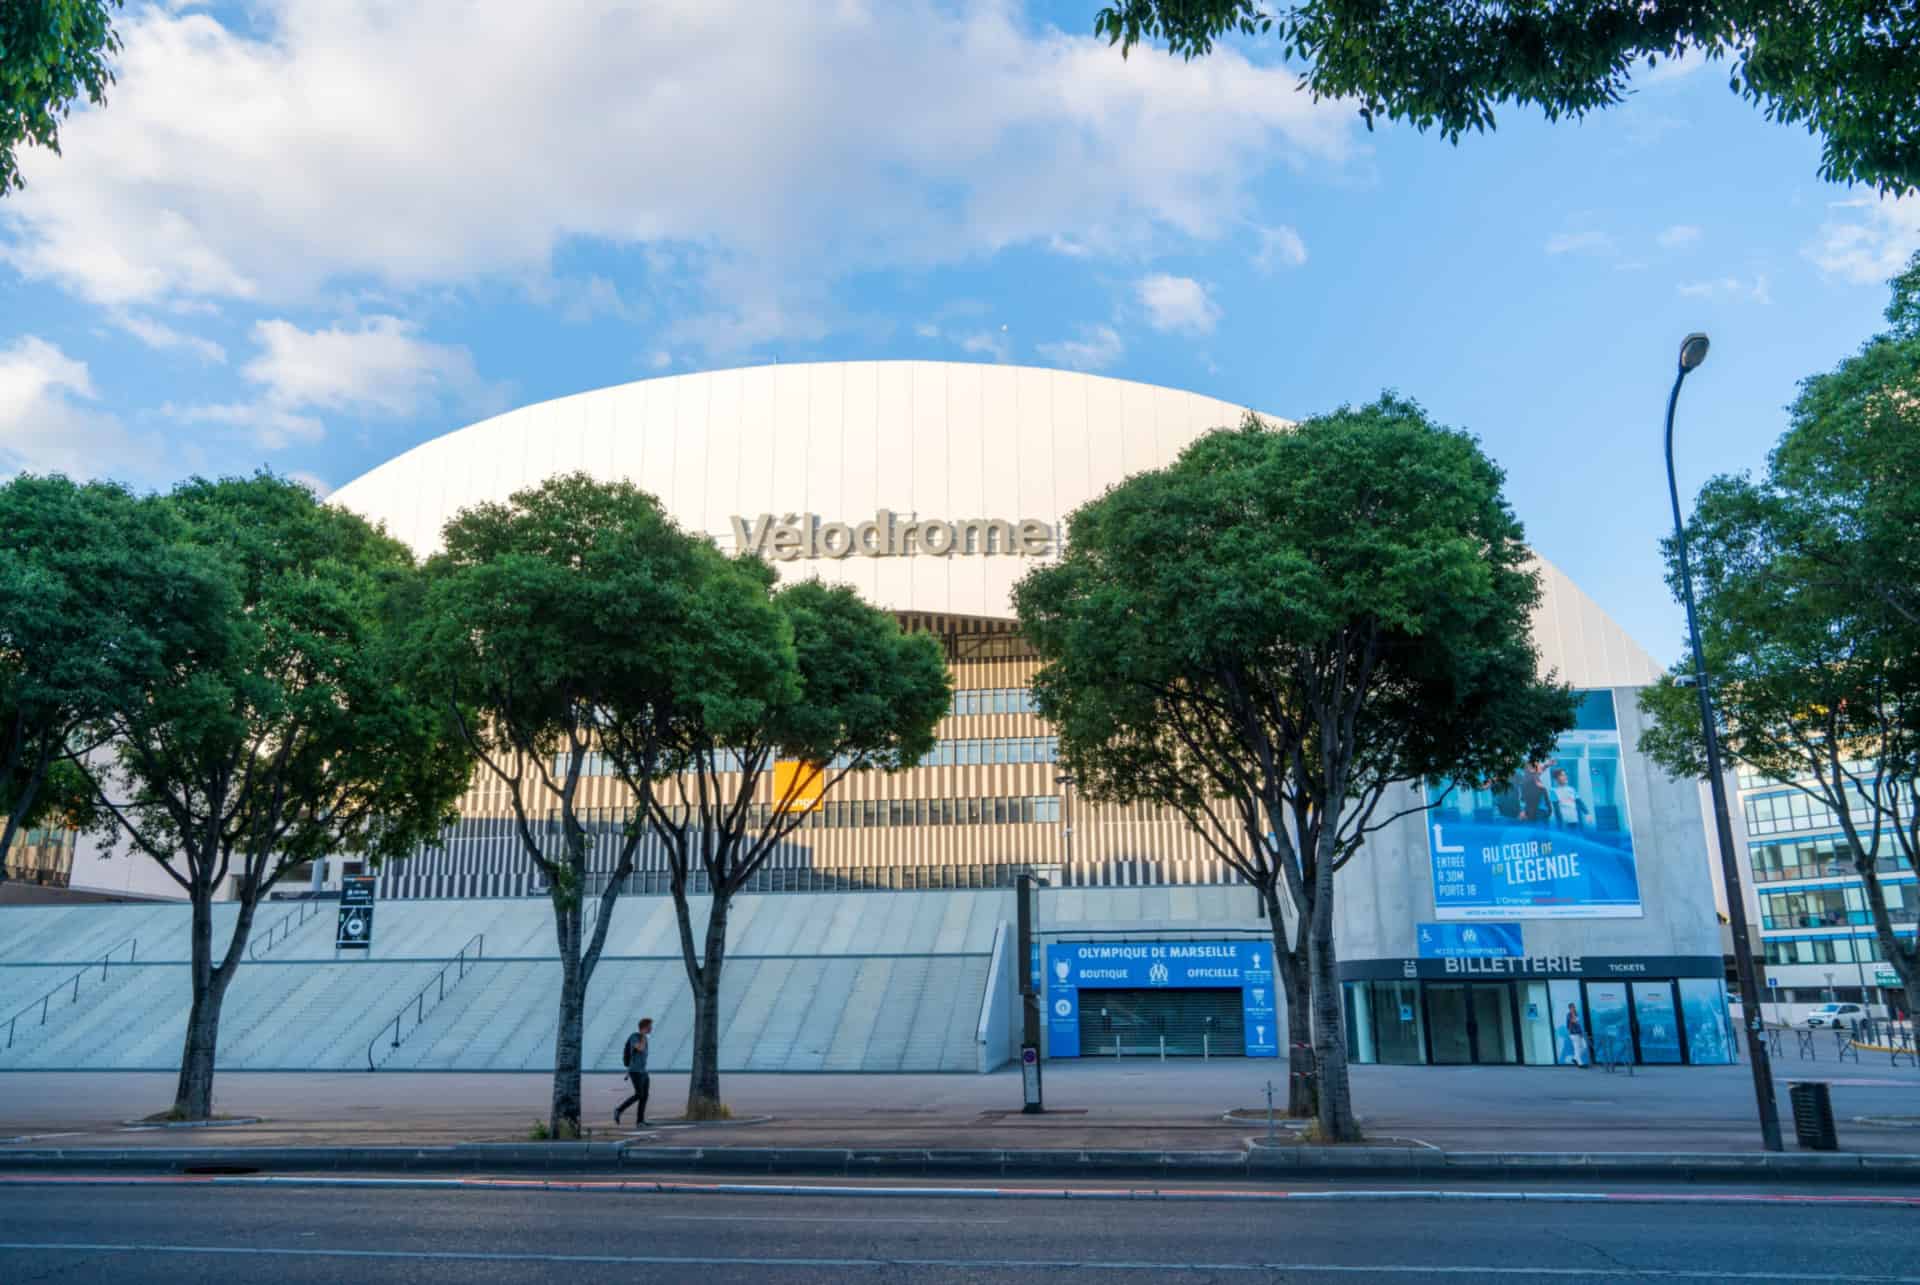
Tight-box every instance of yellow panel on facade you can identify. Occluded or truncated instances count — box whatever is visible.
[772,759,826,813]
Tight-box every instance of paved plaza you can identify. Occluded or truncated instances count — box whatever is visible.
[5,1057,1917,1154]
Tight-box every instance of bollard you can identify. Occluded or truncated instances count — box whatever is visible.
[1203,1032,1210,1061]
[1159,1035,1166,1062]
[1114,1034,1121,1059]
[1265,1079,1276,1144]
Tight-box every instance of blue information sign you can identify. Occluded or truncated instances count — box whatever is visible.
[1044,940,1278,1059]
[1416,922,1523,959]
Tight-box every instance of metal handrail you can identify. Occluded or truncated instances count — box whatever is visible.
[249,898,324,960]
[3,936,138,1051]
[366,933,485,1071]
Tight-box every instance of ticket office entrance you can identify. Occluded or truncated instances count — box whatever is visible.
[1345,972,1734,1067]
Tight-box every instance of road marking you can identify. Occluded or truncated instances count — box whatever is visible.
[1,1174,1918,1208]
[0,1241,1914,1280]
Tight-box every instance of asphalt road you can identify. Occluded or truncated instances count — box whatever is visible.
[0,1179,1913,1283]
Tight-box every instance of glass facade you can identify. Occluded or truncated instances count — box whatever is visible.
[1342,977,1731,1066]
[1759,880,1918,930]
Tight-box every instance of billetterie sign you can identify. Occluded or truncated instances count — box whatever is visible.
[731,511,1054,560]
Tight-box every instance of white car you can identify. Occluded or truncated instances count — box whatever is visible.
[1805,1002,1867,1029]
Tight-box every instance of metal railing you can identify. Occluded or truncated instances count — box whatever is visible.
[249,898,325,960]
[3,936,138,1050]
[365,933,485,1071]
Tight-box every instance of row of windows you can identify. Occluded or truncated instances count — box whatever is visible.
[559,736,1062,779]
[1749,831,1915,883]
[628,794,1065,832]
[1742,786,1873,837]
[1759,881,1919,931]
[950,687,1037,717]
[1764,934,1896,966]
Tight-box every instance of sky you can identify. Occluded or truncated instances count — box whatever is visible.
[3,1,1916,669]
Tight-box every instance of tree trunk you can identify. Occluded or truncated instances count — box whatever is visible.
[171,892,228,1120]
[547,890,586,1138]
[686,895,730,1119]
[1260,885,1314,1117]
[1307,876,1359,1141]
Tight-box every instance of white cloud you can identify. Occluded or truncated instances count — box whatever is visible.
[647,349,673,370]
[0,1,1354,353]
[1037,324,1125,371]
[1545,230,1613,256]
[1640,48,1709,86]
[958,329,1012,362]
[285,469,336,499]
[175,315,500,449]
[1807,195,1920,284]
[1658,224,1702,250]
[1676,275,1771,303]
[1252,223,1307,272]
[0,336,165,478]
[1136,273,1221,335]
[110,312,226,363]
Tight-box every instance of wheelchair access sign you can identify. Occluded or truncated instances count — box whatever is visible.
[336,875,376,950]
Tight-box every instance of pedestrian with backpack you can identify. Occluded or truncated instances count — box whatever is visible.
[615,1017,652,1126]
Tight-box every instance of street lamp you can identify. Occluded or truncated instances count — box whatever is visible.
[1056,773,1076,882]
[1664,331,1785,1152]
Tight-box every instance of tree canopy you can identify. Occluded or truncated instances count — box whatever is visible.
[88,473,471,1118]
[1016,400,1572,1138]
[1094,1,1920,194]
[0,474,198,879]
[0,0,121,194]
[602,575,950,1117]
[418,471,795,1135]
[1640,252,1920,1015]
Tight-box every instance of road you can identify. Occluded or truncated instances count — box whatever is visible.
[0,1177,1913,1282]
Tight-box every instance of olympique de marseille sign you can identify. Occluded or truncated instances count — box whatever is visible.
[731,511,1054,561]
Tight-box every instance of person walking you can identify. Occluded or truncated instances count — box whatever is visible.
[615,1017,652,1126]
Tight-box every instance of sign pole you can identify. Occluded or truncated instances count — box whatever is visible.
[1017,873,1043,1114]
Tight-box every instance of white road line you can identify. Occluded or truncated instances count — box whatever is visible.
[0,1241,1912,1280]
[2,1174,1918,1208]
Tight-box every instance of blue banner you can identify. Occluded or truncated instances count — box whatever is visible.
[1632,983,1683,1064]
[1417,922,1523,958]
[1044,940,1278,1058]
[1425,689,1644,920]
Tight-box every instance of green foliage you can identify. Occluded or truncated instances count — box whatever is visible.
[100,473,471,896]
[1093,1,1920,194]
[0,0,121,193]
[1016,399,1572,852]
[1016,397,1572,1138]
[1638,257,1920,987]
[0,474,195,872]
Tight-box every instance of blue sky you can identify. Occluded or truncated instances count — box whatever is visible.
[3,1,1915,666]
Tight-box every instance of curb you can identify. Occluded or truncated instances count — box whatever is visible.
[3,1142,1920,1182]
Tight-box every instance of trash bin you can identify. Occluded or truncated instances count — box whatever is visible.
[1788,1081,1838,1151]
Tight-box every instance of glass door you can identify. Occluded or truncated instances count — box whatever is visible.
[1470,984,1518,1064]
[1426,984,1473,1064]
[1517,980,1556,1064]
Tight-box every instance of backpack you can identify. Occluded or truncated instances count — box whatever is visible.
[623,1033,640,1068]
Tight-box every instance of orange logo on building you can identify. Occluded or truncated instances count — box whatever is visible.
[772,759,826,813]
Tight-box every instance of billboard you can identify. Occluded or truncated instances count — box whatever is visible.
[1425,689,1643,920]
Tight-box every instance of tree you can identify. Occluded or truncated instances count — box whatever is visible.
[0,475,181,886]
[1015,402,1572,1139]
[601,578,949,1118]
[1093,2,1920,195]
[83,474,471,1119]
[417,473,792,1136]
[1641,255,1920,1028]
[1,1,122,194]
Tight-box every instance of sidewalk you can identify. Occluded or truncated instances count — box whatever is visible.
[4,1062,1917,1168]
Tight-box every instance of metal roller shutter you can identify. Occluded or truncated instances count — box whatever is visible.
[1075,988,1245,1057]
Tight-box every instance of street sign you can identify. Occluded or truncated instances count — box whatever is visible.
[337,875,376,950]
[1766,976,1779,989]
[1020,1044,1042,1113]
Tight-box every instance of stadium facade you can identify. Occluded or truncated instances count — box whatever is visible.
[314,361,1732,1068]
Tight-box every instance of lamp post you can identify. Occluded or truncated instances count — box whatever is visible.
[1664,331,1784,1151]
[1056,772,1076,884]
